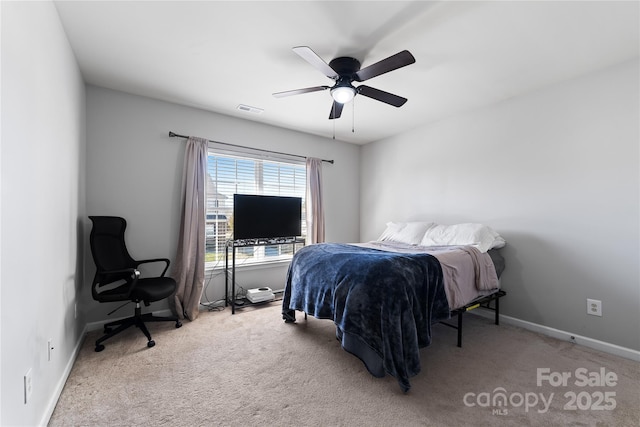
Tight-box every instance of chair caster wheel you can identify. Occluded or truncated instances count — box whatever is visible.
[175,321,182,328]
[147,340,155,348]
[95,344,105,352]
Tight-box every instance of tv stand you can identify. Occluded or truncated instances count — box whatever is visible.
[224,237,305,314]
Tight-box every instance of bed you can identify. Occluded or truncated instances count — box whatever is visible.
[281,222,506,392]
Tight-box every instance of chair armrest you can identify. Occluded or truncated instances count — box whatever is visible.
[93,268,141,299]
[134,258,171,277]
[96,267,140,278]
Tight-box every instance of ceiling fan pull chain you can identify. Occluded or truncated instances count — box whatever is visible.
[332,103,336,139]
[352,98,355,133]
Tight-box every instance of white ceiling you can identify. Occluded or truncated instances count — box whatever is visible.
[53,1,639,145]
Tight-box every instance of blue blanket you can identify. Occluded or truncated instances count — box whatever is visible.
[282,243,450,392]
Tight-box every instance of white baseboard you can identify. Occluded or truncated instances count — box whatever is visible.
[471,308,640,362]
[40,324,88,426]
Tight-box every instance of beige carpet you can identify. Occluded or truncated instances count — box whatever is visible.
[50,303,639,426]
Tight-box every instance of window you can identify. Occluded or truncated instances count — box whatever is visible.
[205,146,306,267]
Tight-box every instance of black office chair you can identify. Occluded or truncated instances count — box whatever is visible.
[89,216,182,352]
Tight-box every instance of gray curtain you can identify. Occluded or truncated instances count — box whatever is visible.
[170,136,207,320]
[305,157,325,244]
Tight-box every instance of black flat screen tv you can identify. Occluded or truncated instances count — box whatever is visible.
[233,194,302,240]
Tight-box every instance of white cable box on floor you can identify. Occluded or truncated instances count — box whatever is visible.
[246,287,275,303]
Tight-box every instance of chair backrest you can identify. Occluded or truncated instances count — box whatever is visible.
[89,216,137,287]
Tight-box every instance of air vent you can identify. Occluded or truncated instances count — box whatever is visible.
[237,104,264,114]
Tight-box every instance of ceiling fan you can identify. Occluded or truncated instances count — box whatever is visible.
[273,46,416,120]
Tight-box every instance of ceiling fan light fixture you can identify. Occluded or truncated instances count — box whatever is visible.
[330,85,356,104]
[276,46,415,119]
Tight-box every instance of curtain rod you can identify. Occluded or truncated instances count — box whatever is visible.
[168,131,334,164]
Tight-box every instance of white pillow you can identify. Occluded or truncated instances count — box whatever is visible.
[378,221,435,245]
[420,223,505,253]
[492,235,506,249]
[378,222,406,241]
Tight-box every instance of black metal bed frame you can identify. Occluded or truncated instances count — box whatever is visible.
[286,289,506,349]
[440,289,507,347]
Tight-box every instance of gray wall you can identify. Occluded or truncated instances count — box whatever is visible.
[84,86,361,322]
[361,59,640,351]
[1,2,87,425]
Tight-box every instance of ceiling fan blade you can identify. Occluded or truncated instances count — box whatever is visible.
[354,50,415,82]
[272,86,330,98]
[328,101,344,120]
[293,46,339,80]
[357,85,407,107]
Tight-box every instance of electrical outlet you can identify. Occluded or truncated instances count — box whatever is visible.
[587,299,602,316]
[24,369,33,404]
